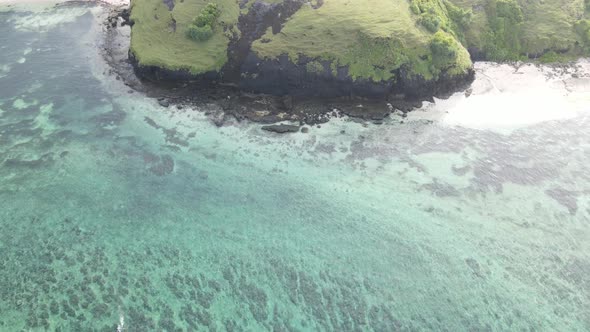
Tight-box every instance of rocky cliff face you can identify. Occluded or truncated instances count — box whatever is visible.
[127,0,588,99]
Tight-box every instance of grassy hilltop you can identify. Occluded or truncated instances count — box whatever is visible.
[250,0,472,82]
[129,0,240,74]
[128,0,590,91]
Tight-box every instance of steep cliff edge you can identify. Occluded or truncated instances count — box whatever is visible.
[128,0,589,98]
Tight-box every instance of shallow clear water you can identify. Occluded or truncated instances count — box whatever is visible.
[1,4,589,332]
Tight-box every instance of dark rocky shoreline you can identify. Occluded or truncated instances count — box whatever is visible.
[103,5,474,132]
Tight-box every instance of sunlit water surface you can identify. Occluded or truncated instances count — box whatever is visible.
[1,4,589,331]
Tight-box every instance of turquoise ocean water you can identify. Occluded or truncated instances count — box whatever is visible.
[0,4,589,331]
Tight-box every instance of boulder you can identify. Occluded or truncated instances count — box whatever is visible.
[261,124,300,134]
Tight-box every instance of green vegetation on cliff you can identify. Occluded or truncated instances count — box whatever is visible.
[483,0,524,60]
[130,0,472,82]
[129,0,590,87]
[576,19,590,52]
[410,0,472,40]
[186,3,221,42]
[251,0,472,82]
[449,0,590,61]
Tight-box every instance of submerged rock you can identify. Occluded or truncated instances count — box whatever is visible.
[261,124,300,134]
[158,99,170,108]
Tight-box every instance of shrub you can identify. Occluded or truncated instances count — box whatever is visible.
[411,0,470,36]
[575,19,590,52]
[495,0,523,23]
[575,20,590,42]
[445,0,472,29]
[410,2,421,15]
[430,31,458,68]
[193,12,216,28]
[538,51,564,63]
[193,3,221,27]
[412,0,433,14]
[482,0,524,61]
[420,12,441,32]
[187,24,214,41]
[187,3,221,42]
